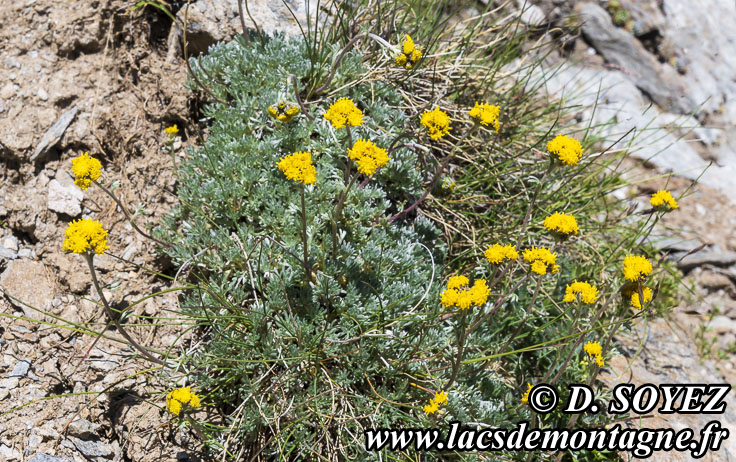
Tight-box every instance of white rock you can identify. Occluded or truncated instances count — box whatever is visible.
[47,179,83,216]
[2,236,18,252]
[518,0,545,26]
[0,444,20,461]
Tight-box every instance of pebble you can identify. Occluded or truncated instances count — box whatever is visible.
[29,454,73,462]
[37,88,48,101]
[68,437,113,458]
[47,179,83,216]
[2,236,18,252]
[0,444,20,461]
[0,83,16,99]
[9,359,30,378]
[67,419,100,440]
[0,246,16,260]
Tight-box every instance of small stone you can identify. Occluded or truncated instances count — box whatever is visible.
[17,249,32,259]
[121,243,137,261]
[0,260,55,321]
[67,419,100,440]
[30,105,78,161]
[47,179,83,216]
[707,316,736,335]
[38,88,48,101]
[0,377,19,390]
[69,437,113,458]
[0,246,16,260]
[0,83,16,99]
[678,251,736,271]
[9,359,30,378]
[2,236,18,252]
[518,0,545,26]
[29,454,73,462]
[0,444,20,461]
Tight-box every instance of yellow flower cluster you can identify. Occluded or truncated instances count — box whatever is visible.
[468,102,500,132]
[277,152,317,185]
[420,106,451,140]
[547,135,583,166]
[563,280,599,304]
[164,124,179,135]
[521,383,533,404]
[348,139,390,177]
[268,101,300,123]
[423,390,448,415]
[323,97,363,129]
[484,244,518,265]
[650,190,678,211]
[166,386,202,416]
[440,276,490,310]
[71,152,102,190]
[623,255,653,282]
[523,247,559,275]
[630,286,653,309]
[62,218,109,255]
[395,34,422,70]
[543,212,579,236]
[583,341,605,367]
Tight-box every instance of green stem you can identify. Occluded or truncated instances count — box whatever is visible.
[93,180,173,249]
[84,254,164,365]
[300,185,312,283]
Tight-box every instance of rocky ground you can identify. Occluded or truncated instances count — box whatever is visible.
[0,0,734,461]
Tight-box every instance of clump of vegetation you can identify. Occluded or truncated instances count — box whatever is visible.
[5,1,684,461]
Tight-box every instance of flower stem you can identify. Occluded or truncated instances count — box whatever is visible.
[388,125,477,223]
[84,254,164,365]
[300,185,312,283]
[93,180,173,249]
[167,140,178,178]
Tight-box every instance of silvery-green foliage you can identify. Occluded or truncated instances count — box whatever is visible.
[158,35,509,459]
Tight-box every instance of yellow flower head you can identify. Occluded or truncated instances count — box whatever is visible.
[440,177,456,193]
[543,212,579,236]
[583,341,604,367]
[583,341,602,357]
[523,246,559,275]
[71,152,102,190]
[447,275,470,290]
[547,135,583,166]
[434,391,448,406]
[484,244,519,265]
[468,102,500,132]
[630,286,653,309]
[423,399,439,415]
[348,139,390,176]
[440,288,459,307]
[563,280,599,304]
[421,106,451,140]
[623,254,653,282]
[277,151,317,185]
[650,190,678,211]
[402,34,415,55]
[440,276,489,310]
[395,34,422,69]
[323,97,363,129]
[166,386,202,416]
[62,219,109,255]
[164,124,179,135]
[268,101,300,123]
[521,384,533,404]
